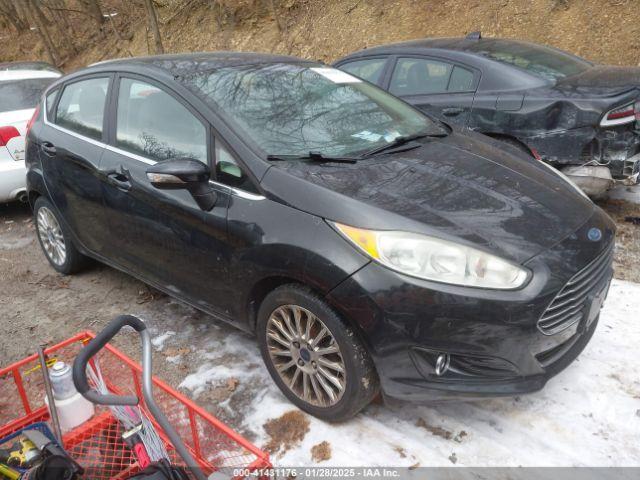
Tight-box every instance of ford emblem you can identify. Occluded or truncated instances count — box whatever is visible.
[587,227,602,242]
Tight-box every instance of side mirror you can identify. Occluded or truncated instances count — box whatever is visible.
[146,158,217,211]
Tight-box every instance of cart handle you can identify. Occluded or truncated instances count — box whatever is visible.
[72,314,207,480]
[73,314,144,406]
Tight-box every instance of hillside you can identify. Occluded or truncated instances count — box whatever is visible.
[2,0,640,72]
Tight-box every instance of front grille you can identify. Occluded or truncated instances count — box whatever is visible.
[538,244,614,335]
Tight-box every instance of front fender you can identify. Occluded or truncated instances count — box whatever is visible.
[227,195,369,329]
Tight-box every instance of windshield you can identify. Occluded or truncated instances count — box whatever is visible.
[181,64,445,158]
[0,78,54,113]
[468,40,592,82]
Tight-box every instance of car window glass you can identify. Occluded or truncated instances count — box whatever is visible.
[181,64,445,158]
[390,58,453,96]
[448,66,474,92]
[116,78,207,164]
[339,58,387,83]
[467,39,592,81]
[46,88,59,119]
[0,78,58,114]
[215,141,259,194]
[55,77,109,141]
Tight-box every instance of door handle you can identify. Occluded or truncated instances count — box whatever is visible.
[106,171,132,191]
[41,142,56,156]
[442,107,465,117]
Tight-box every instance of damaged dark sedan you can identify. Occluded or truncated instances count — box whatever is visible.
[335,33,640,196]
[26,53,614,421]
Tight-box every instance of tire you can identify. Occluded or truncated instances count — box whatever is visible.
[257,284,379,422]
[34,197,89,274]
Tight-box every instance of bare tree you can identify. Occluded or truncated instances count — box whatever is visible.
[0,0,28,32]
[26,0,59,65]
[144,0,164,54]
[78,0,104,27]
[267,0,284,32]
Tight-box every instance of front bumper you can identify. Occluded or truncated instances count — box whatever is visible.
[326,208,615,401]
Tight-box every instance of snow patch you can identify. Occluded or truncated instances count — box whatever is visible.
[151,330,176,350]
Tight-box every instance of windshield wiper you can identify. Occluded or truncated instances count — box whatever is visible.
[360,132,447,157]
[267,152,358,164]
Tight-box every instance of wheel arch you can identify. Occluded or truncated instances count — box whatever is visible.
[246,275,305,332]
[246,275,374,351]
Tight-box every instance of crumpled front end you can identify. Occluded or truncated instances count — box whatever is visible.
[580,121,640,183]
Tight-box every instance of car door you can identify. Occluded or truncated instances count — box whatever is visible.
[39,75,111,255]
[99,74,235,318]
[386,56,478,127]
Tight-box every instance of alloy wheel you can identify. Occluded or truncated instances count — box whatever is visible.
[37,206,67,266]
[266,304,346,407]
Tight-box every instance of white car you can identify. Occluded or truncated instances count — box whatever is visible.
[0,68,61,203]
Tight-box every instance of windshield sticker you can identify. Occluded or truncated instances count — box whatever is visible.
[351,130,383,142]
[310,67,362,84]
[383,130,402,142]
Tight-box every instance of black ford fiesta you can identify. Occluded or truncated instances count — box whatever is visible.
[25,53,614,421]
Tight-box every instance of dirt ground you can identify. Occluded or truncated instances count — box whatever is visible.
[0,202,264,436]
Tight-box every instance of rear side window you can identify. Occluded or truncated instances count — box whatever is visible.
[339,58,387,84]
[116,78,207,164]
[45,88,59,119]
[0,78,55,113]
[448,66,474,92]
[390,58,453,96]
[55,77,109,141]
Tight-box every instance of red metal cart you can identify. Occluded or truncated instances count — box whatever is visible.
[0,316,271,479]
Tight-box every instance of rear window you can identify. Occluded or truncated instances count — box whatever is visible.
[468,40,592,82]
[0,78,54,113]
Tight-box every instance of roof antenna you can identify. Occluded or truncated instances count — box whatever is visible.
[466,31,481,40]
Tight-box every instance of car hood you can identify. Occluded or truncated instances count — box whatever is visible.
[261,132,595,264]
[556,65,640,94]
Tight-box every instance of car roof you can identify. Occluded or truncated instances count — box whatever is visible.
[0,61,60,71]
[343,36,557,58]
[0,69,61,82]
[92,51,315,72]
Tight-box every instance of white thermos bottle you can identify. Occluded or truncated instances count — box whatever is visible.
[45,361,95,432]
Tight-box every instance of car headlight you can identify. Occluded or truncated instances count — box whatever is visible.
[333,223,529,290]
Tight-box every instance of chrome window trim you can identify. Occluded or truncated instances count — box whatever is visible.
[43,113,266,201]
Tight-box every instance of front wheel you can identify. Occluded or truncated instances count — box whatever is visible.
[257,284,379,422]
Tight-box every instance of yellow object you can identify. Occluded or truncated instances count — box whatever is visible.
[24,357,58,375]
[6,437,39,468]
[0,463,20,480]
[334,223,380,259]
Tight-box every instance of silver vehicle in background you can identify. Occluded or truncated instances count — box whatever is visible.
[0,65,61,203]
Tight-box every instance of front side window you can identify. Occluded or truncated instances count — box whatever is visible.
[390,58,453,96]
[339,58,387,84]
[180,64,444,158]
[215,141,258,193]
[116,78,207,163]
[0,78,58,114]
[55,77,109,140]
